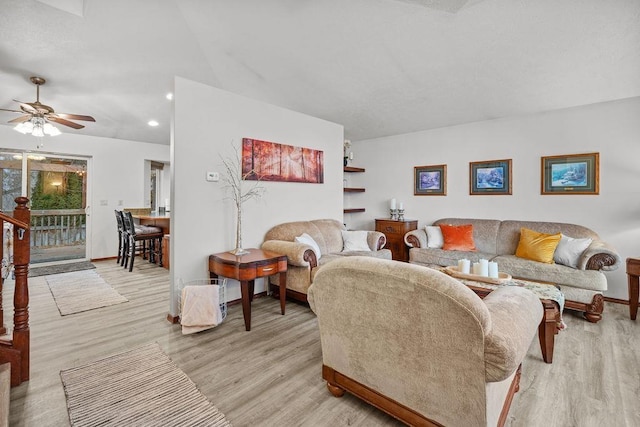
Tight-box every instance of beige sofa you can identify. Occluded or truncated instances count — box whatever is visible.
[308,257,542,427]
[261,219,392,302]
[405,218,621,322]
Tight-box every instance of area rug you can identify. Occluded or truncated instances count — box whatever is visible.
[60,342,232,427]
[29,260,95,277]
[46,269,128,316]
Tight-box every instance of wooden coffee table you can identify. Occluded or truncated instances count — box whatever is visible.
[209,248,287,331]
[431,266,562,363]
[464,284,560,364]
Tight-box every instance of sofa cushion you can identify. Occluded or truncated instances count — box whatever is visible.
[554,234,592,268]
[410,248,495,267]
[341,230,371,252]
[515,228,561,264]
[425,225,444,248]
[295,233,321,259]
[496,220,599,256]
[492,254,607,291]
[440,224,477,251]
[311,219,345,253]
[434,218,501,254]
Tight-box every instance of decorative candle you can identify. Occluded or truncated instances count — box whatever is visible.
[460,259,471,274]
[390,198,397,209]
[472,262,481,275]
[398,202,404,210]
[479,259,489,277]
[488,261,499,278]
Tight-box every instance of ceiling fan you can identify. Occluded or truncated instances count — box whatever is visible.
[0,76,95,136]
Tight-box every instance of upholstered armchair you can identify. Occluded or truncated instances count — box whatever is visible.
[308,257,542,427]
[261,219,391,302]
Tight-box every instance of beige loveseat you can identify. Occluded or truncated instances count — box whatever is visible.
[405,218,621,322]
[308,257,542,426]
[262,219,392,302]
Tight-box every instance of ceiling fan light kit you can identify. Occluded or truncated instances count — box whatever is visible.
[1,76,95,138]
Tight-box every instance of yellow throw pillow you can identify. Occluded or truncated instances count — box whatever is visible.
[515,228,561,264]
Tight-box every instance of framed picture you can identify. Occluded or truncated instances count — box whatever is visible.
[541,152,599,195]
[469,159,512,195]
[414,164,447,196]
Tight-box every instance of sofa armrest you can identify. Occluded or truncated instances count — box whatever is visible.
[579,240,621,271]
[404,228,426,248]
[366,231,387,251]
[483,286,542,383]
[261,240,317,268]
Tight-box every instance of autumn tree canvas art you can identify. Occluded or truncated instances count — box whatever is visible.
[242,138,324,183]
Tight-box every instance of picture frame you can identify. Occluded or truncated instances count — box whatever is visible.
[414,164,447,196]
[541,152,599,195]
[469,159,512,195]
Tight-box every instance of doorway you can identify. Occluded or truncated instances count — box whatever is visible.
[0,151,90,263]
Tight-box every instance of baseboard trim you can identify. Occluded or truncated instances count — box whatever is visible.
[90,256,117,262]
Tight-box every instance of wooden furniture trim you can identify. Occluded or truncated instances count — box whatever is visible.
[322,364,520,427]
[343,187,365,193]
[343,208,365,214]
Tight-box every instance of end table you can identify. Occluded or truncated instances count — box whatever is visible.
[209,248,287,331]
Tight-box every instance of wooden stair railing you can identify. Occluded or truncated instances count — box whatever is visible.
[0,197,31,387]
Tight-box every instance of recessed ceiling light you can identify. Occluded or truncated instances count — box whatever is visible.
[166,93,173,100]
[148,120,159,127]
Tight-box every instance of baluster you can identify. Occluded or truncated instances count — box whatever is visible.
[12,196,30,382]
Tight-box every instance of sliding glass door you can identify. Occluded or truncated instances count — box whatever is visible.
[0,151,90,263]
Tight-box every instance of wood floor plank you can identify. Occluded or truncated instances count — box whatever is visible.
[4,260,639,426]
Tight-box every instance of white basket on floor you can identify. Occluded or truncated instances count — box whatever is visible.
[177,278,227,324]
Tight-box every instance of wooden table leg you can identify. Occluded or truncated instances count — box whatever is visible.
[240,280,251,331]
[279,271,287,315]
[538,300,558,364]
[628,274,639,320]
[248,279,255,302]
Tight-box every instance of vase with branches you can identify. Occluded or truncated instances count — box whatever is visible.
[221,142,265,255]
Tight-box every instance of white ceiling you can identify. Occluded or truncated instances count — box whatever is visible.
[1,0,638,145]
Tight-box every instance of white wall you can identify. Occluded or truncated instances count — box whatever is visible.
[0,126,169,259]
[171,77,343,315]
[351,96,640,300]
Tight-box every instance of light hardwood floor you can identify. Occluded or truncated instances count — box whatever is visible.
[4,260,640,426]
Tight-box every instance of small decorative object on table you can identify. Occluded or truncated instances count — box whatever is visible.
[221,141,265,255]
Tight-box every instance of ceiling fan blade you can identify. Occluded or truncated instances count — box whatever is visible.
[53,112,95,122]
[47,116,85,129]
[13,100,38,114]
[0,107,24,113]
[8,115,33,124]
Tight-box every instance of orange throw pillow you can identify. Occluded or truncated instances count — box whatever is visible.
[439,224,477,251]
[515,227,562,264]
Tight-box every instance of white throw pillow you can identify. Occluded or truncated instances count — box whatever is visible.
[553,234,592,268]
[425,225,444,249]
[295,233,322,259]
[341,230,371,252]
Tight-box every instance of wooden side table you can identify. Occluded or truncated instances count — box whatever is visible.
[626,257,640,320]
[375,219,418,262]
[209,248,287,331]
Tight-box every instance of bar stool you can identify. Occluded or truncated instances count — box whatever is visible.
[114,210,127,265]
[122,211,164,271]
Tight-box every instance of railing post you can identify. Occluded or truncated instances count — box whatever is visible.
[12,196,30,382]
[0,220,5,336]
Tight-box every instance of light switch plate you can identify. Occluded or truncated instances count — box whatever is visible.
[206,171,220,182]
